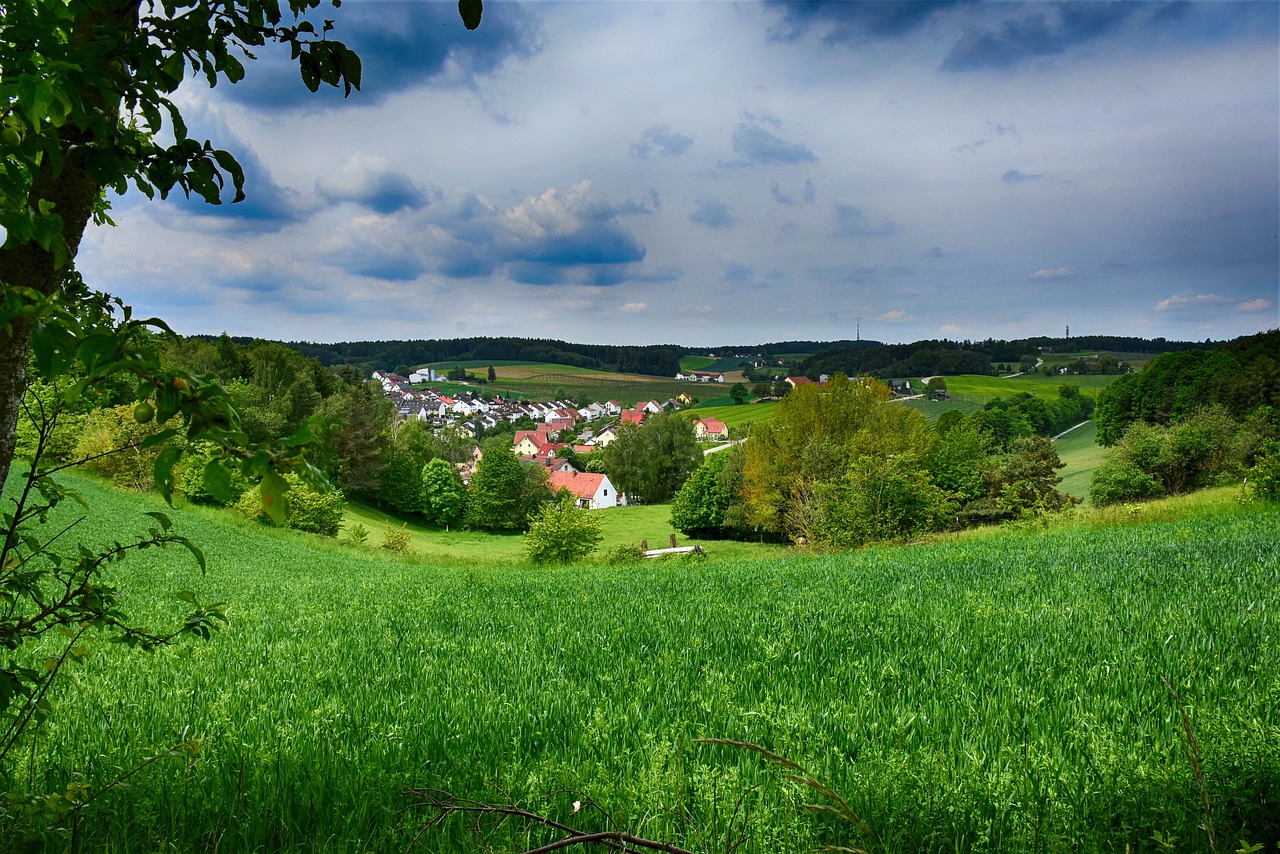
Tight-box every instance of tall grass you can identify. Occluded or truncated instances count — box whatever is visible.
[18,474,1280,853]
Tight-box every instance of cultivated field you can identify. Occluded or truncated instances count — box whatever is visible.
[23,474,1280,853]
[932,373,1117,403]
[421,361,698,406]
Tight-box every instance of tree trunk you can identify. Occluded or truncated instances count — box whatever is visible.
[0,3,135,489]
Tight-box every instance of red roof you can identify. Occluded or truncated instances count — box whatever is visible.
[548,471,606,500]
[620,409,644,425]
[696,417,727,433]
[514,429,551,446]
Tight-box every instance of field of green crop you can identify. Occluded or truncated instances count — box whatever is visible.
[689,400,780,429]
[18,474,1280,853]
[935,373,1117,403]
[679,355,717,372]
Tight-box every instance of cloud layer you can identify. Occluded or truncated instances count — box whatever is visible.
[76,1,1279,346]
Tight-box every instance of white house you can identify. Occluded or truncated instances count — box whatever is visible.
[547,471,620,509]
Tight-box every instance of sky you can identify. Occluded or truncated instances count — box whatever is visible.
[77,0,1279,348]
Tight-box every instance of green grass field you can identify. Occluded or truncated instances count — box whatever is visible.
[689,400,780,429]
[15,472,1280,853]
[1055,420,1109,501]
[933,373,1117,403]
[679,355,717,372]
[343,499,784,564]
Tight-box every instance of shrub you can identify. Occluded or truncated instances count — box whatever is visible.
[1090,459,1165,506]
[1252,442,1280,502]
[382,524,412,553]
[178,441,250,506]
[524,494,604,564]
[602,542,646,565]
[343,523,370,546]
[235,472,345,537]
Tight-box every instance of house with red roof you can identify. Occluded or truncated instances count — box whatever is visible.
[692,417,729,441]
[513,429,552,456]
[547,470,620,509]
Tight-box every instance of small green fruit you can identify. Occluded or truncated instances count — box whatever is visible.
[133,401,154,423]
[1,128,20,148]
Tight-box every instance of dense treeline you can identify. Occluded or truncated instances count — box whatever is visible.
[203,333,1231,383]
[1094,329,1280,445]
[802,341,1000,379]
[256,336,683,378]
[1086,329,1280,506]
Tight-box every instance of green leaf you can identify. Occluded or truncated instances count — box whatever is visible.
[154,445,183,504]
[201,459,236,504]
[259,470,290,526]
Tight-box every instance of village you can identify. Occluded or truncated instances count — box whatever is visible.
[369,369,734,510]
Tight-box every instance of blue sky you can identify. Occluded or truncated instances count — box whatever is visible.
[77,0,1278,347]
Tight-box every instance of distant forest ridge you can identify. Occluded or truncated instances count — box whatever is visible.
[198,333,1242,379]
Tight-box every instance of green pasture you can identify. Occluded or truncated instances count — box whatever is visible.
[21,472,1280,853]
[342,498,783,565]
[679,355,717,372]
[930,372,1117,403]
[1055,420,1109,501]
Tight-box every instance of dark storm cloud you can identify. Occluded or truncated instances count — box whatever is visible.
[726,123,818,167]
[942,4,1139,71]
[217,1,545,109]
[689,199,740,229]
[630,124,695,159]
[766,1,960,44]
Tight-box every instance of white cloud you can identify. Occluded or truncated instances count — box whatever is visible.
[620,302,648,313]
[1155,293,1235,311]
[881,309,909,320]
[1237,298,1274,313]
[1032,268,1072,279]
[940,323,964,335]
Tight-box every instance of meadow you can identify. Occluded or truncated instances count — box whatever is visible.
[929,373,1117,403]
[17,474,1280,853]
[415,361,698,406]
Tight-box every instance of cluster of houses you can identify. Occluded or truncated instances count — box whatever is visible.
[370,370,731,509]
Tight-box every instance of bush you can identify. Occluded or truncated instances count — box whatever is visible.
[178,441,250,505]
[602,542,646,565]
[343,523,370,546]
[524,494,604,564]
[1252,443,1280,502]
[235,472,345,537]
[382,523,412,552]
[1090,459,1165,506]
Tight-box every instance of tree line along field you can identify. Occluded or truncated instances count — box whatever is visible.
[23,473,1280,853]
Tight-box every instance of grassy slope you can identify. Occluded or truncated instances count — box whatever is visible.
[1055,420,1108,501]
[679,355,717,372]
[27,473,1280,853]
[344,499,784,564]
[936,372,1116,402]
